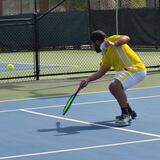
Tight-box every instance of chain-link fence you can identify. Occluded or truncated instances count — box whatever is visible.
[0,0,160,82]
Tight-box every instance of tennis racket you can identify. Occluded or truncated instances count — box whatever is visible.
[62,88,81,115]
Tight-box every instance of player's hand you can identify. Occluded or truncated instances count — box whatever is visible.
[79,79,89,89]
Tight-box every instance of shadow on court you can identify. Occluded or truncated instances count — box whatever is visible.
[37,120,127,136]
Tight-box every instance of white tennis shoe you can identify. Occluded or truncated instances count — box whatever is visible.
[115,114,131,126]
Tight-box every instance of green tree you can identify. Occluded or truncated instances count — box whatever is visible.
[65,0,88,11]
[128,0,146,8]
[49,0,88,11]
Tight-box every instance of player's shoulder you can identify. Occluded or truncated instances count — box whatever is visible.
[106,35,126,41]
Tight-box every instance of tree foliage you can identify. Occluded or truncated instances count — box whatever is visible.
[49,0,88,11]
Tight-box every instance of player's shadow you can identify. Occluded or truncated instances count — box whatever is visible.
[37,120,126,136]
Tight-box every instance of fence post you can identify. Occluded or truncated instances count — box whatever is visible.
[88,0,92,44]
[116,0,119,34]
[33,12,40,80]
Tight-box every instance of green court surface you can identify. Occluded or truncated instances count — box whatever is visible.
[0,49,159,78]
[0,48,160,101]
[0,72,160,101]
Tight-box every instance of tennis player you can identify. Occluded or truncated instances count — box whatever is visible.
[79,30,147,126]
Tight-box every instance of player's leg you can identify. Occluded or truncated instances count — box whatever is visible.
[109,79,131,125]
[109,79,128,112]
[127,103,137,119]
[109,81,136,119]
[109,70,147,125]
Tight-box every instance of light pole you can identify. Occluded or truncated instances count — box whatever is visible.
[20,0,23,14]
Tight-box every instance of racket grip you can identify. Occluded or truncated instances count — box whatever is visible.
[76,87,81,94]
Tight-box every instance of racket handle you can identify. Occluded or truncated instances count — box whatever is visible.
[75,87,81,94]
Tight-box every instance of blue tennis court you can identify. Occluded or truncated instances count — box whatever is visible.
[0,86,160,160]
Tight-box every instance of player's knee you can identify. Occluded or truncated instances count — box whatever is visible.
[109,80,122,94]
[109,82,116,94]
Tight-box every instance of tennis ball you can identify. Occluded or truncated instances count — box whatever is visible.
[7,64,15,70]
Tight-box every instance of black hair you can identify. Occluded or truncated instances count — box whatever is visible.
[90,30,106,42]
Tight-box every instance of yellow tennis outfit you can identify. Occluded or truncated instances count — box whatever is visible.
[100,35,147,90]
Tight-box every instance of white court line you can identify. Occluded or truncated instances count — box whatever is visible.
[21,109,160,138]
[0,85,160,103]
[0,138,160,160]
[1,94,160,113]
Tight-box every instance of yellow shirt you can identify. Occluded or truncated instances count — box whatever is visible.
[101,35,146,73]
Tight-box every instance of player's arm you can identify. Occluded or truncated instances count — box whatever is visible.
[114,35,130,46]
[79,65,110,89]
[105,35,130,47]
